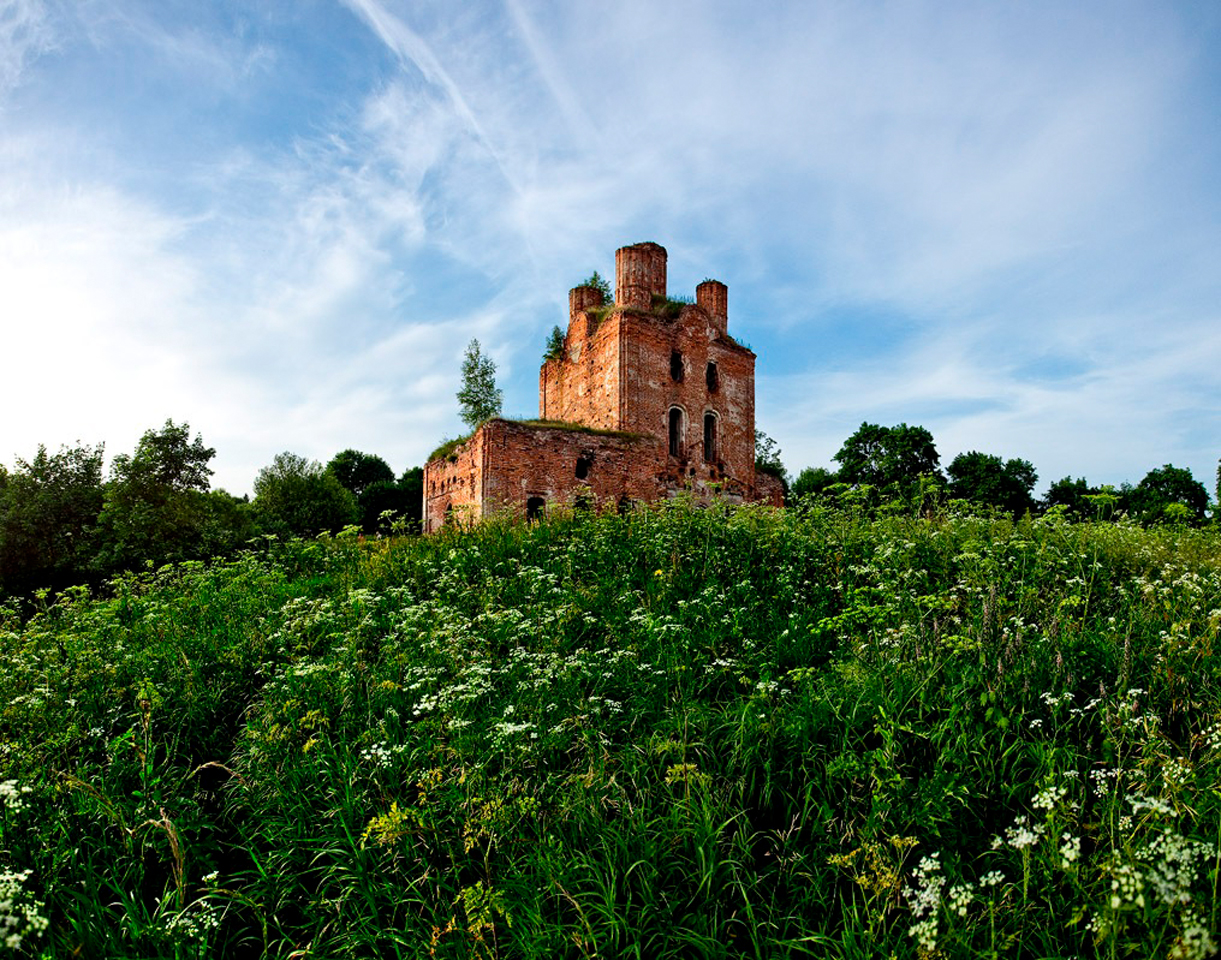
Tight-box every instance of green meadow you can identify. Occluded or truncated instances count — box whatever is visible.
[1,499,1218,958]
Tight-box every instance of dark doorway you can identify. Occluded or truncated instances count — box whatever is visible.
[526,497,545,522]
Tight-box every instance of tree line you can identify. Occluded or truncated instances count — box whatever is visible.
[0,420,423,599]
[759,421,1219,525]
[4,415,1217,600]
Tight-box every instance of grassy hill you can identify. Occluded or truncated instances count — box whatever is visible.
[1,499,1219,958]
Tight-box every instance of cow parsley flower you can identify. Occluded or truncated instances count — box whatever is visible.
[0,781,31,813]
[0,868,48,950]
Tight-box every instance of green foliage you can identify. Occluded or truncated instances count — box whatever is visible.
[579,270,612,303]
[327,449,394,499]
[94,421,228,574]
[3,503,1221,956]
[252,452,359,537]
[754,429,789,487]
[1128,463,1209,526]
[428,433,472,464]
[543,325,565,362]
[114,419,214,493]
[356,467,423,535]
[1043,475,1098,521]
[196,488,257,553]
[946,451,1038,517]
[397,466,424,530]
[834,421,942,499]
[457,338,503,430]
[0,442,104,593]
[791,465,839,501]
[651,292,695,318]
[326,450,402,532]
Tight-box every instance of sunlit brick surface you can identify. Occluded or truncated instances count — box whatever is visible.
[424,243,782,532]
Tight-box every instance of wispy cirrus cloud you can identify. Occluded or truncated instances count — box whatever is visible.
[0,0,53,94]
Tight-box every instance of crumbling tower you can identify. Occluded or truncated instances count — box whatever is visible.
[539,241,759,491]
[614,241,667,309]
[424,242,781,533]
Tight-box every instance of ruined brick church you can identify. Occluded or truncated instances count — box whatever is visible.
[423,242,783,533]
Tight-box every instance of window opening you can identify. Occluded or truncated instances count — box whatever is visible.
[704,412,717,463]
[575,456,592,480]
[670,350,684,382]
[706,362,719,393]
[526,497,546,522]
[668,408,683,457]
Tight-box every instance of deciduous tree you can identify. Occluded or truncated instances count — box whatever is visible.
[0,443,105,594]
[1042,476,1098,521]
[457,339,503,430]
[327,450,394,500]
[253,452,358,537]
[754,430,789,490]
[1128,464,1208,526]
[791,466,839,501]
[947,451,1038,517]
[833,422,941,497]
[94,420,222,572]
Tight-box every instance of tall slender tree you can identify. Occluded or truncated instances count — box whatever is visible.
[456,339,503,429]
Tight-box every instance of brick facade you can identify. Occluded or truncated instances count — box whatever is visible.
[424,242,782,533]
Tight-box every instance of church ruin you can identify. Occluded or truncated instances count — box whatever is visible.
[423,242,783,532]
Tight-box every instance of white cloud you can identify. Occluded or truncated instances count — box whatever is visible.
[0,0,53,95]
[1,0,1217,501]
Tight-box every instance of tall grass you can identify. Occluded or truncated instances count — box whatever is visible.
[0,500,1218,957]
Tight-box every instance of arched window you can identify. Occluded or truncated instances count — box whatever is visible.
[670,350,684,382]
[706,361,719,393]
[668,407,684,457]
[703,412,717,462]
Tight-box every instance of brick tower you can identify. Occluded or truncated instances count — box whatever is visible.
[424,242,781,532]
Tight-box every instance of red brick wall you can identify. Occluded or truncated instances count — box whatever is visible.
[423,428,487,534]
[427,242,776,534]
[425,420,673,531]
[424,417,780,533]
[614,242,667,309]
[616,306,757,489]
[539,309,622,430]
[481,421,665,517]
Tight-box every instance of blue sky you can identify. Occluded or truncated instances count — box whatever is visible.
[2,0,1219,497]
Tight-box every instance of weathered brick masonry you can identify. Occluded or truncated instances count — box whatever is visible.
[424,242,783,533]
